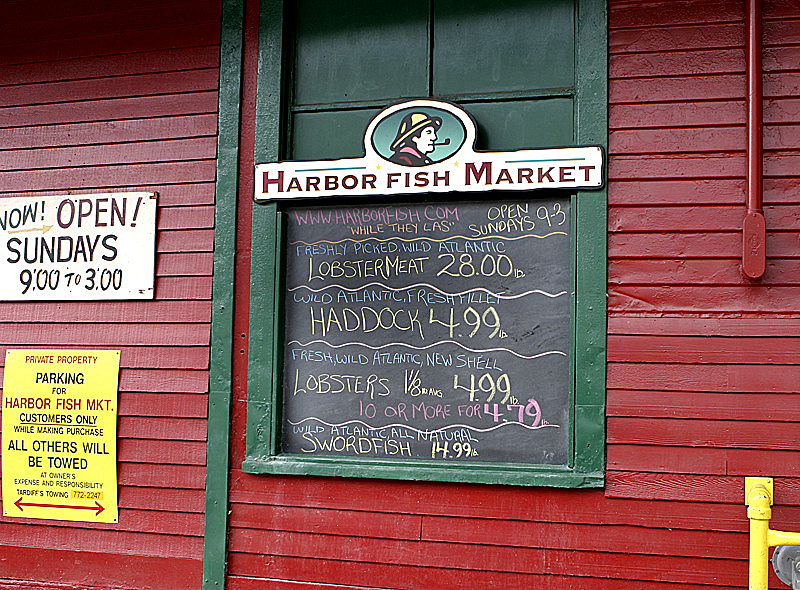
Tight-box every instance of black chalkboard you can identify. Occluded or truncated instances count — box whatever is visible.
[281,197,570,465]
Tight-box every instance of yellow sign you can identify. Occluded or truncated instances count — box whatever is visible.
[2,349,120,523]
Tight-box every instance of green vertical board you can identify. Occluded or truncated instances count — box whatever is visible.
[203,0,244,588]
[573,0,607,475]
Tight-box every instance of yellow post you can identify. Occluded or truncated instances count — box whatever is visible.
[746,477,773,590]
[746,477,800,590]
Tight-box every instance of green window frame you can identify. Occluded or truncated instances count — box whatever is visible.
[244,0,607,487]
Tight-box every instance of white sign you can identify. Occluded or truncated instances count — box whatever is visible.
[0,192,157,300]
[255,99,603,202]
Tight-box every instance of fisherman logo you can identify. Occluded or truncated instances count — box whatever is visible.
[254,99,603,201]
[371,104,466,167]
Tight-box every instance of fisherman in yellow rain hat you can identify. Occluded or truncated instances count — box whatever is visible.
[389,112,443,167]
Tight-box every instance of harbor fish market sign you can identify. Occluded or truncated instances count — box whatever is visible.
[254,99,604,202]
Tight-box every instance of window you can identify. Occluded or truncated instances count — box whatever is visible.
[245,0,606,486]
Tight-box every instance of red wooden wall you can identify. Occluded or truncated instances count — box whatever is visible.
[0,1,220,588]
[1,0,799,589]
[225,1,800,589]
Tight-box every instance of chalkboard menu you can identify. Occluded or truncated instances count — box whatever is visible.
[281,197,570,465]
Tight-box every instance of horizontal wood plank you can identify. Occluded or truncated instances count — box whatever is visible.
[227,526,746,575]
[0,301,210,323]
[608,316,800,336]
[0,546,201,590]
[0,160,217,192]
[118,416,206,440]
[118,486,205,512]
[0,46,219,86]
[608,444,728,474]
[609,285,800,314]
[229,503,422,540]
[609,231,800,258]
[0,522,202,559]
[610,258,800,285]
[606,473,800,505]
[0,69,219,109]
[0,115,218,149]
[1,23,222,67]
[118,392,207,418]
[0,322,209,345]
[608,389,800,421]
[0,138,218,170]
[0,183,216,207]
[608,334,800,363]
[227,471,756,532]
[608,416,800,450]
[0,92,218,128]
[608,362,800,393]
[227,551,747,589]
[118,439,205,465]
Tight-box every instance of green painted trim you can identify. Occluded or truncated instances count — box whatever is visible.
[245,0,608,487]
[242,456,603,487]
[573,0,608,477]
[202,0,245,588]
[246,0,284,462]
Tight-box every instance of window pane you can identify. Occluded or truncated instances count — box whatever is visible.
[294,0,429,105]
[291,109,380,160]
[433,0,575,96]
[467,98,574,151]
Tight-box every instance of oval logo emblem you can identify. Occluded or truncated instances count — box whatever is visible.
[370,104,467,167]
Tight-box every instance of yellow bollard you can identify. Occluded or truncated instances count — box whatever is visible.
[745,477,800,589]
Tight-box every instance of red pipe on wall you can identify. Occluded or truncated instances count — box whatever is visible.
[743,0,766,279]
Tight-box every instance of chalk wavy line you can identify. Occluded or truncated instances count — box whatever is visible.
[288,282,567,300]
[288,416,559,434]
[289,231,567,247]
[286,339,567,359]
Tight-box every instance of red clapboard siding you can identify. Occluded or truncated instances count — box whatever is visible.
[226,569,746,590]
[0,506,203,536]
[609,315,800,335]
[608,362,800,393]
[610,258,800,285]
[229,503,422,540]
[0,546,201,590]
[0,184,217,208]
[0,0,217,586]
[0,138,218,170]
[0,46,220,86]
[608,334,800,364]
[0,70,220,109]
[0,344,209,369]
[0,301,211,323]
[0,23,223,68]
[0,1,221,46]
[118,463,206,489]
[0,521,202,559]
[0,161,218,192]
[118,486,206,513]
[608,390,800,421]
[0,323,209,345]
[228,471,760,533]
[0,92,219,128]
[610,231,800,258]
[158,229,216,251]
[118,392,207,418]
[227,528,748,586]
[217,1,800,590]
[0,115,219,148]
[226,552,749,589]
